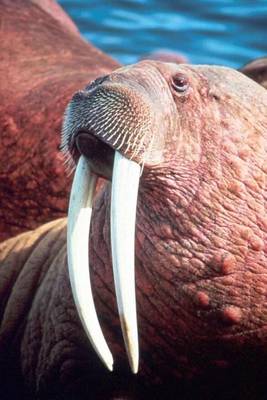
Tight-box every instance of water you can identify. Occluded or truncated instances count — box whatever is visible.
[58,0,267,68]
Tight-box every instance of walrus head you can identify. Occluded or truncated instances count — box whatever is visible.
[61,60,267,374]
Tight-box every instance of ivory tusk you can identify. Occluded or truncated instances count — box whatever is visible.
[110,151,140,373]
[67,155,113,371]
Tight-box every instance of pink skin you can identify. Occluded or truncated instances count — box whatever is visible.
[1,61,267,399]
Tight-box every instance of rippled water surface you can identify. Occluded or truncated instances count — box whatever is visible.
[59,0,267,68]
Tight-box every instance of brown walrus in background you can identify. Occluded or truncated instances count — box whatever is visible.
[240,57,267,89]
[1,56,267,400]
[0,0,119,242]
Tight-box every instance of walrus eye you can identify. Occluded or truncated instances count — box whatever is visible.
[172,73,189,92]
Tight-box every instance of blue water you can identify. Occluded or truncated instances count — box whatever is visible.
[58,0,267,68]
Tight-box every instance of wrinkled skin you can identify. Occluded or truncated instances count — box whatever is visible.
[240,57,267,89]
[1,59,267,400]
[0,0,119,242]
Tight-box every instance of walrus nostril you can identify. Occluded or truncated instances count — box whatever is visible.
[85,75,110,90]
[75,132,114,180]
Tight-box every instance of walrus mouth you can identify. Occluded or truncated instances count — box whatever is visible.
[75,131,115,179]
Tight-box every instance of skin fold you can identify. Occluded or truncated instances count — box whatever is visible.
[1,60,267,399]
[0,0,119,242]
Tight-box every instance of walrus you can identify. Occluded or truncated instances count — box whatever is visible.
[1,59,267,399]
[240,57,267,89]
[0,0,119,242]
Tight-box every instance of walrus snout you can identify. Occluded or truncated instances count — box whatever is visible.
[63,81,153,166]
[62,61,180,172]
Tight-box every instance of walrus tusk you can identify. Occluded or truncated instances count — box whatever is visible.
[67,152,140,373]
[111,151,140,373]
[67,155,113,371]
